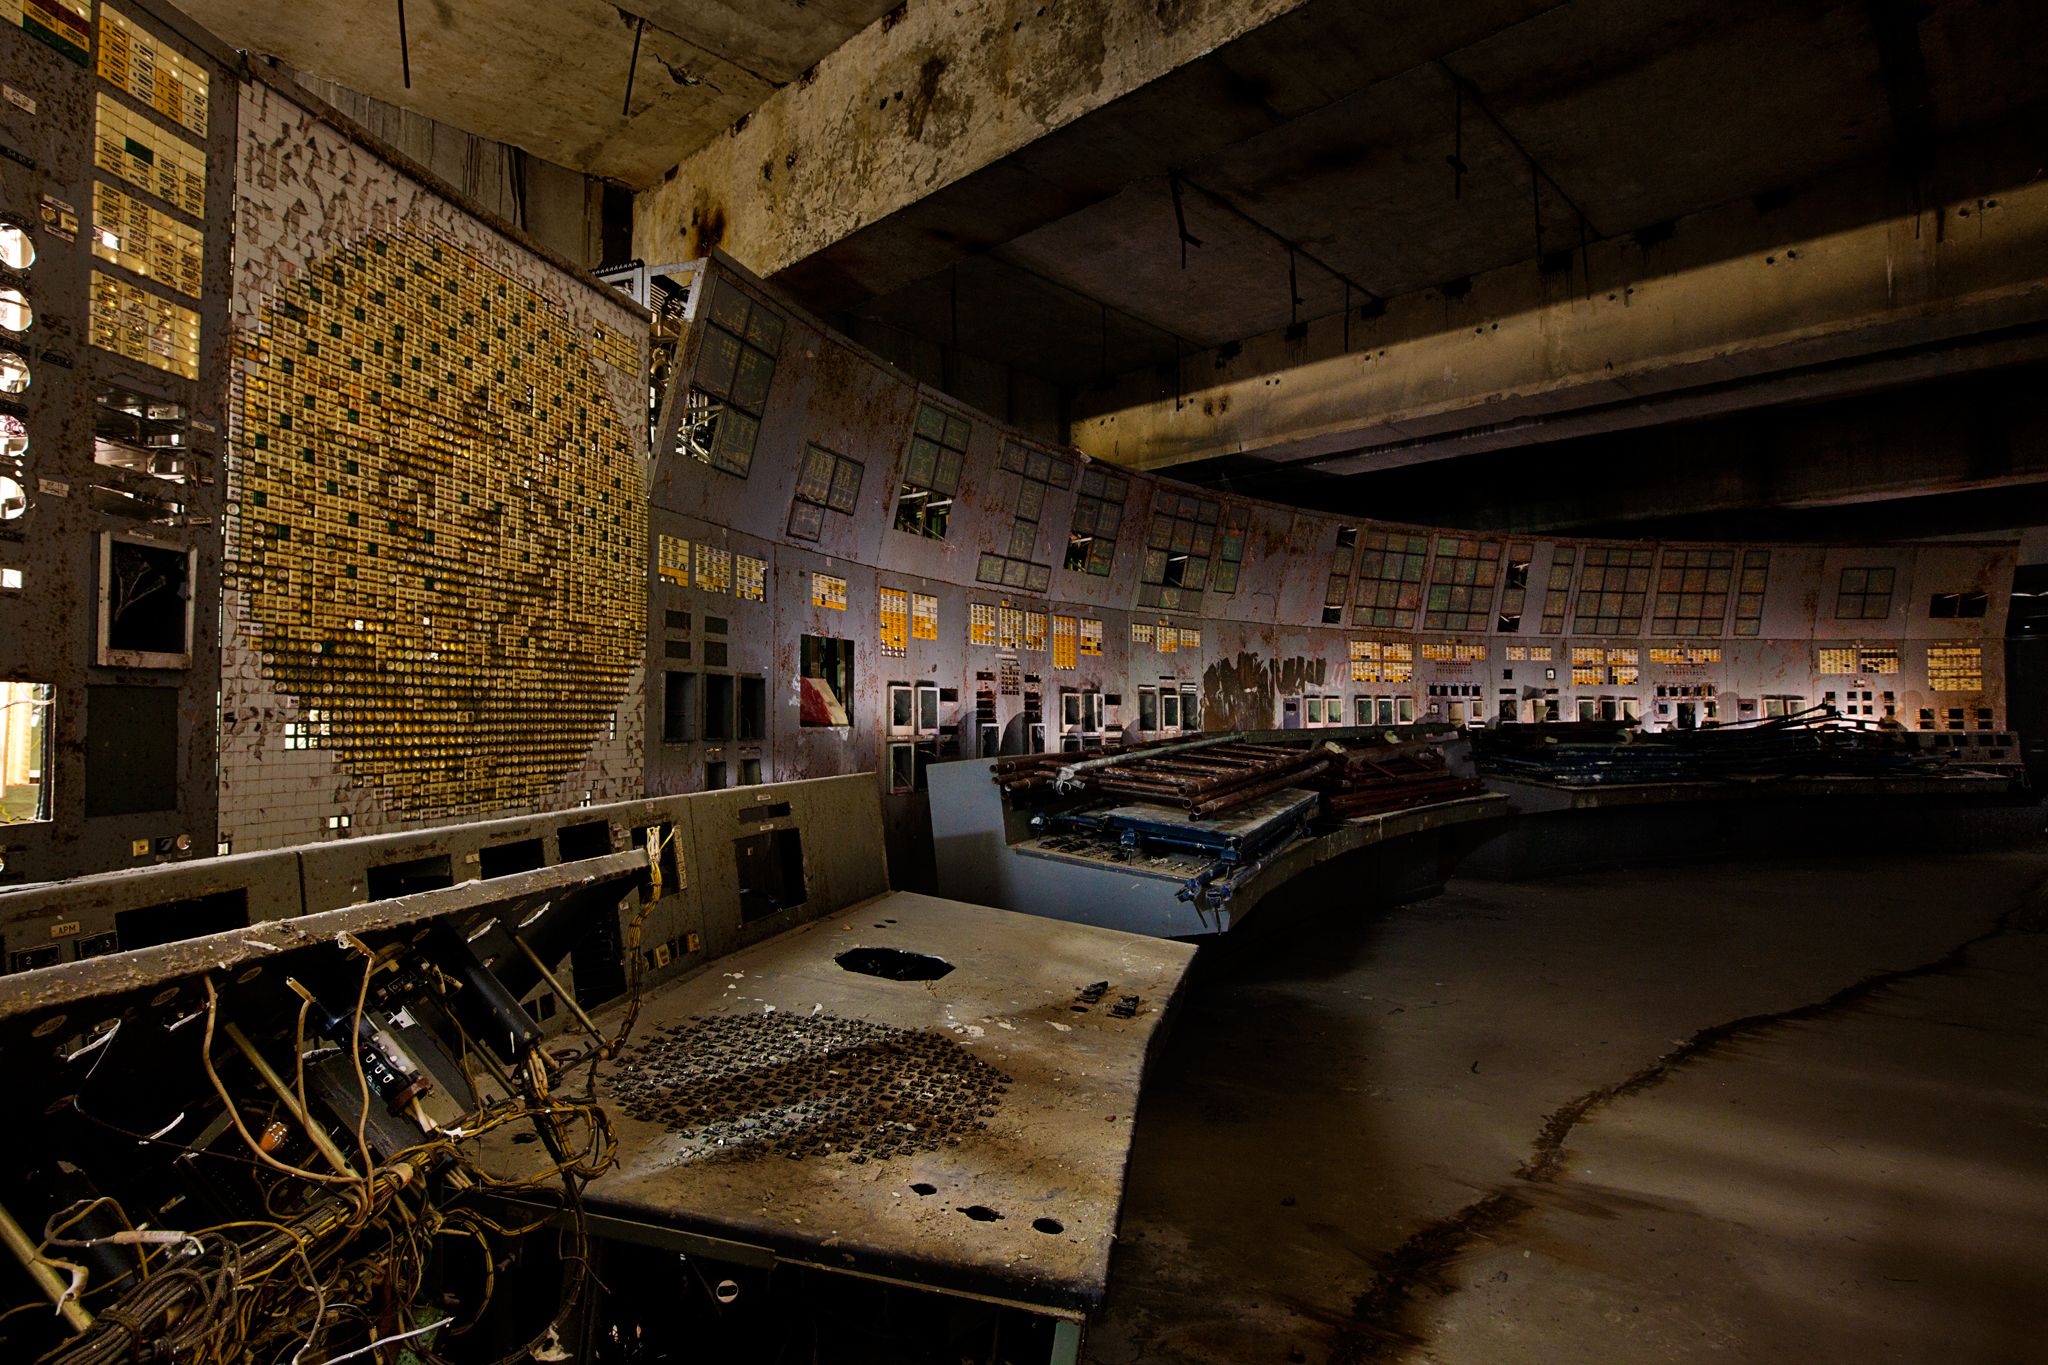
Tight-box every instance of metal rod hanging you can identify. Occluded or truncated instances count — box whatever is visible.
[623,15,645,117]
[396,0,412,89]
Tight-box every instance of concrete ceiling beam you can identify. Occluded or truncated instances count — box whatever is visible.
[175,0,902,186]
[1068,166,2048,477]
[630,0,1317,276]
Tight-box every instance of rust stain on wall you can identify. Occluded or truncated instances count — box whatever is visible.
[1019,6,1109,127]
[1202,652,1327,731]
[1276,655,1329,694]
[688,198,728,258]
[904,54,951,143]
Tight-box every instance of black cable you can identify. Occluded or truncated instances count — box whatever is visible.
[395,0,411,89]
[1437,60,1602,240]
[1169,174,1202,269]
[1174,175,1384,311]
[622,16,645,118]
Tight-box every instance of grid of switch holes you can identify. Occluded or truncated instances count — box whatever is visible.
[1137,491,1220,611]
[1354,530,1429,629]
[230,218,646,817]
[979,438,1069,591]
[1064,463,1128,576]
[895,404,967,541]
[1423,536,1503,632]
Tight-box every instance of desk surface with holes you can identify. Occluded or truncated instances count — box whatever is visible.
[569,890,1196,1313]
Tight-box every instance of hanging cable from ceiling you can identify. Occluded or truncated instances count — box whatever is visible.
[1169,174,1203,269]
[1288,245,1302,329]
[395,0,412,89]
[1174,175,1385,319]
[623,14,646,117]
[1436,61,1603,242]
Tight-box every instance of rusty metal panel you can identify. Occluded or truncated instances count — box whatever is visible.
[0,0,236,887]
[0,846,300,971]
[791,771,891,908]
[578,890,1196,1312]
[0,776,887,983]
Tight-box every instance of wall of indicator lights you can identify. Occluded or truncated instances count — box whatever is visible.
[97,4,210,136]
[8,0,91,64]
[1,0,251,885]
[220,81,648,849]
[636,262,2011,880]
[91,181,204,298]
[87,270,200,379]
[95,92,208,216]
[86,23,212,383]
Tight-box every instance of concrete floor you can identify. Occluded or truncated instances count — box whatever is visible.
[1086,850,2048,1365]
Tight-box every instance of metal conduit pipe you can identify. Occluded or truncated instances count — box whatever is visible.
[1054,732,1245,792]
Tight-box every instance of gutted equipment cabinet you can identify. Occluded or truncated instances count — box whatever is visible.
[0,773,1192,1361]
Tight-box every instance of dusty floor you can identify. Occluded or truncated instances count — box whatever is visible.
[1085,850,2048,1365]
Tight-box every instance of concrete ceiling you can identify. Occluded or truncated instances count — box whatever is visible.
[1290,362,2048,543]
[176,0,902,186]
[184,0,2048,450]
[780,0,2048,391]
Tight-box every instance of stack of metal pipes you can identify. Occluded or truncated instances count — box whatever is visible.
[988,734,1204,798]
[1303,741,1485,817]
[1084,740,1330,818]
[987,751,1073,797]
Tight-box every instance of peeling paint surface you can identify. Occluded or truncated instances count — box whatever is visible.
[633,0,1313,276]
